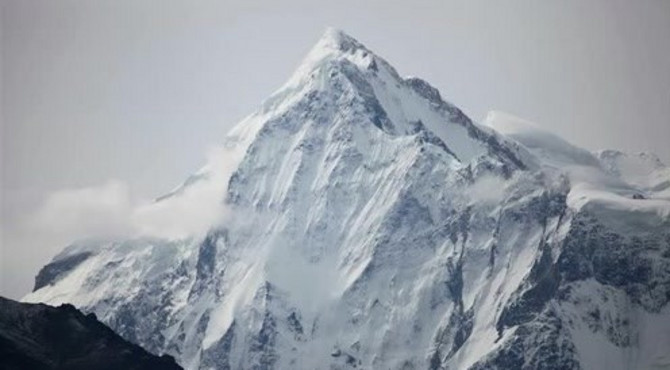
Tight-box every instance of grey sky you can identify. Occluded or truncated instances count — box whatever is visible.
[2,0,670,299]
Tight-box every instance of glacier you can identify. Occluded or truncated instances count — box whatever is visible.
[23,28,670,370]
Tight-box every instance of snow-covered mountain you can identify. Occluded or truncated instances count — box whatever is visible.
[23,29,670,370]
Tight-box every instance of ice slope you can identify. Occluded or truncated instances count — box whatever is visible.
[24,29,670,370]
[596,149,670,200]
[484,111,670,232]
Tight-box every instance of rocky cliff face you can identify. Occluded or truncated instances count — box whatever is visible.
[24,29,670,369]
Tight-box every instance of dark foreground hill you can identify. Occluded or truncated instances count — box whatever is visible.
[0,296,182,370]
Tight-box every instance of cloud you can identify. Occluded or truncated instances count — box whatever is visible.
[31,145,240,242]
[35,180,134,238]
[131,146,235,239]
[467,175,507,204]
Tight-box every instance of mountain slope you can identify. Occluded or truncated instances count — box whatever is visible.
[0,296,182,370]
[24,29,670,370]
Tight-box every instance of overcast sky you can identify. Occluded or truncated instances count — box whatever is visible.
[2,0,670,299]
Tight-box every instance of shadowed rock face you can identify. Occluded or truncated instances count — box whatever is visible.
[0,297,182,370]
[33,252,92,291]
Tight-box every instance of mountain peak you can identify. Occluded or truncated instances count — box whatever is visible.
[317,27,366,52]
[280,28,384,91]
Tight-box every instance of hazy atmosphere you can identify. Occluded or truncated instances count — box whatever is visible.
[2,0,670,300]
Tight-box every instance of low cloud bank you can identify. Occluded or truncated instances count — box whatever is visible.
[33,146,239,242]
